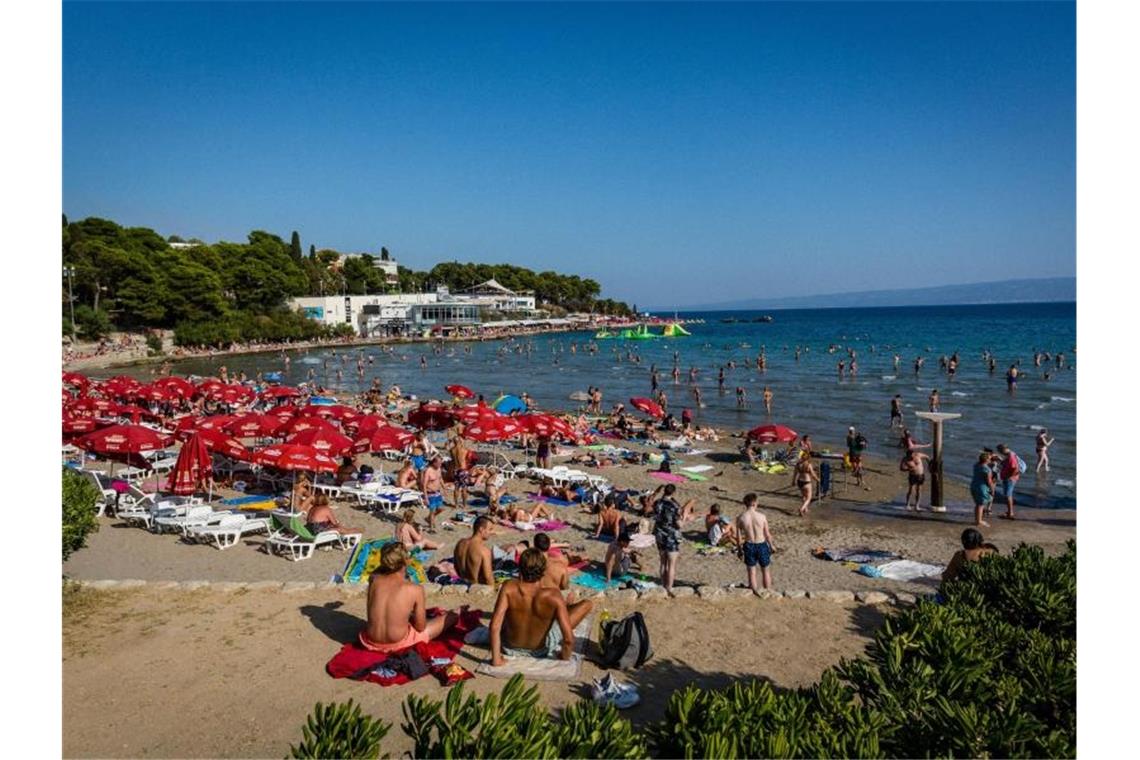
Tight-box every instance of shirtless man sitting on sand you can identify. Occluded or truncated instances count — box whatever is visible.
[453,516,495,586]
[490,548,593,664]
[360,542,458,652]
[594,498,626,541]
[395,509,441,551]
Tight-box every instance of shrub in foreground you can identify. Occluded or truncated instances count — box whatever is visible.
[402,673,647,759]
[292,543,1075,758]
[62,467,100,561]
[289,699,391,759]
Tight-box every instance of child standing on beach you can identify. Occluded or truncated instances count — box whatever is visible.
[735,493,776,595]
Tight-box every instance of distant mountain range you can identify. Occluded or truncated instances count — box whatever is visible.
[666,277,1075,312]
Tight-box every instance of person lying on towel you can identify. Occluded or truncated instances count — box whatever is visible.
[490,548,593,664]
[539,478,585,503]
[360,542,458,653]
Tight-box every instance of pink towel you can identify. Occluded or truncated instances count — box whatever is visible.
[534,519,569,532]
[649,471,687,483]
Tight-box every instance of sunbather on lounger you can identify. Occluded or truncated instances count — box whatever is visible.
[305,494,361,538]
[361,543,458,653]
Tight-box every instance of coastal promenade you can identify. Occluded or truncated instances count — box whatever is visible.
[61,318,648,372]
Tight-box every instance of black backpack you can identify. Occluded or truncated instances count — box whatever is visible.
[598,612,653,669]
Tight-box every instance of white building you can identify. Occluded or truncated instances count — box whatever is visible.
[291,279,538,336]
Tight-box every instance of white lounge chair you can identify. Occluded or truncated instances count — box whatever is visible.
[150,504,217,534]
[265,511,360,562]
[75,469,117,517]
[186,514,271,550]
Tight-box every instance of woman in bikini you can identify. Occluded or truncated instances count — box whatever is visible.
[304,494,360,537]
[792,455,819,517]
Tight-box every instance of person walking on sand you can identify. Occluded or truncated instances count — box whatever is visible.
[1036,429,1055,473]
[792,455,819,517]
[900,449,930,511]
[762,386,773,415]
[735,493,776,594]
[653,484,683,596]
[847,426,869,489]
[969,451,994,527]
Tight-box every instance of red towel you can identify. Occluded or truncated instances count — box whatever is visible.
[325,607,482,686]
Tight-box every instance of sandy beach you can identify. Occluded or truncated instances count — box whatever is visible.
[65,434,1075,597]
[63,583,887,758]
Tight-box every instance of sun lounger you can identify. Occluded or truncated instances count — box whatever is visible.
[76,469,118,517]
[356,487,424,514]
[266,511,361,561]
[148,503,214,533]
[186,513,271,549]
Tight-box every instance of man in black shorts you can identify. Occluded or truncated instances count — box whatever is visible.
[734,493,776,593]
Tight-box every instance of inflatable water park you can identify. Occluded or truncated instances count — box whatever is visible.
[594,322,691,340]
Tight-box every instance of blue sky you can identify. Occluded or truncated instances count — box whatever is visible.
[64,1,1075,308]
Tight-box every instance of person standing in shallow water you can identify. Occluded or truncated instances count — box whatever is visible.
[1036,429,1055,473]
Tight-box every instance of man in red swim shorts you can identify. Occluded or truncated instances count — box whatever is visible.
[359,542,458,652]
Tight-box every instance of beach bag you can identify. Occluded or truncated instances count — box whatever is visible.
[1016,454,1027,475]
[598,612,653,670]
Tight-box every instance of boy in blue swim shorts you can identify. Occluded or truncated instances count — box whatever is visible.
[735,493,777,594]
[421,456,446,531]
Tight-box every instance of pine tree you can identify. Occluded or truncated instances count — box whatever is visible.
[309,244,316,259]
[290,231,302,261]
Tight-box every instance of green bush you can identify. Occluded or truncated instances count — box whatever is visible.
[145,333,164,355]
[289,699,391,759]
[62,468,100,561]
[650,541,1076,759]
[72,304,113,341]
[402,674,646,759]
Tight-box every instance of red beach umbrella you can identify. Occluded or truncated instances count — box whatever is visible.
[115,404,156,424]
[166,433,213,495]
[517,413,576,441]
[261,386,302,401]
[347,414,391,436]
[224,413,286,438]
[445,384,475,399]
[746,424,798,444]
[209,384,255,405]
[195,414,241,432]
[353,424,415,454]
[62,371,90,390]
[278,415,337,437]
[67,397,118,416]
[134,384,177,403]
[253,443,338,474]
[103,375,144,399]
[407,403,455,431]
[153,376,196,399]
[287,426,354,457]
[196,378,226,396]
[63,415,99,435]
[630,397,665,419]
[75,424,171,456]
[463,415,522,443]
[190,427,250,461]
[297,403,359,422]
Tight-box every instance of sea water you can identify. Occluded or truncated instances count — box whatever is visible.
[132,302,1079,508]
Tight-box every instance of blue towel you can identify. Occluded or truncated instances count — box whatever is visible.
[220,494,271,506]
[571,570,635,591]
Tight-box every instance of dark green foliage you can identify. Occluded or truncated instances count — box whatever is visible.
[62,216,631,344]
[72,304,113,340]
[289,699,391,759]
[648,674,885,759]
[550,699,650,759]
[651,542,1076,759]
[145,333,164,355]
[62,468,100,561]
[402,674,647,759]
